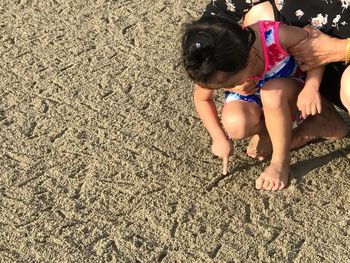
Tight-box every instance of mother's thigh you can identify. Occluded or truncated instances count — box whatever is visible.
[222,100,261,139]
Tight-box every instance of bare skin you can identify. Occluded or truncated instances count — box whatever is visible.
[223,80,295,191]
[253,78,300,191]
[246,122,271,161]
[193,21,326,190]
[256,156,290,191]
[240,1,349,186]
[247,98,348,161]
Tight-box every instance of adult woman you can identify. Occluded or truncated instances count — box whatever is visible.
[200,0,349,163]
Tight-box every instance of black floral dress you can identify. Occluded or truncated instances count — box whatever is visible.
[202,0,350,108]
[203,0,350,38]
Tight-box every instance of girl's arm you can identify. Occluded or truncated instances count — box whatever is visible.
[297,67,324,118]
[279,24,325,116]
[194,84,232,174]
[193,84,227,142]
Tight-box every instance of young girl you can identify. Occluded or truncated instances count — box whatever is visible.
[181,16,324,191]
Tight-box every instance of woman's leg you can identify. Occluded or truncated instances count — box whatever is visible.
[340,65,350,113]
[290,99,348,149]
[257,78,302,191]
[222,100,261,140]
[243,1,275,26]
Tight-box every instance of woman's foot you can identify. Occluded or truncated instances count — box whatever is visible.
[290,102,348,149]
[255,158,290,191]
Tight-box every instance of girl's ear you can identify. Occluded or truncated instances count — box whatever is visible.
[248,48,256,60]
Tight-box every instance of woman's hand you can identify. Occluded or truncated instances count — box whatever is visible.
[211,137,232,175]
[289,26,347,71]
[297,86,322,119]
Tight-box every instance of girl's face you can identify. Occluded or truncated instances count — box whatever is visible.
[205,65,259,92]
[221,69,259,92]
[199,50,262,92]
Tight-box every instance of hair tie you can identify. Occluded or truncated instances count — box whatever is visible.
[195,42,202,49]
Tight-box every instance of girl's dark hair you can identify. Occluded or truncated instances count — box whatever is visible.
[181,16,255,84]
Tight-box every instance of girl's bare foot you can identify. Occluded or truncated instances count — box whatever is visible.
[246,124,272,161]
[255,158,290,191]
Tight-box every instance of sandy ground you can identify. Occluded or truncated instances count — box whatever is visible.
[0,0,350,262]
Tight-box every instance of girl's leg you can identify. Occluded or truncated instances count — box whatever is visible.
[222,100,261,140]
[243,2,275,158]
[246,121,271,161]
[257,78,302,191]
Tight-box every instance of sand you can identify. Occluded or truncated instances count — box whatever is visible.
[0,0,349,262]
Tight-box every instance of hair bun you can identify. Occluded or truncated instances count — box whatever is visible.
[185,34,215,70]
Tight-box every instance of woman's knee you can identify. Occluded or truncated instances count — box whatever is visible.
[243,1,275,26]
[340,66,350,112]
[222,103,260,139]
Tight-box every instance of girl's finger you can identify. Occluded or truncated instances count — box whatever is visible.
[222,156,229,175]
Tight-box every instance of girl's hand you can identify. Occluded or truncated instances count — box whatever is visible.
[225,80,258,96]
[211,137,232,175]
[289,26,346,71]
[297,87,322,119]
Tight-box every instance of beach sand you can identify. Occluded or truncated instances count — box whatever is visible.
[0,0,349,262]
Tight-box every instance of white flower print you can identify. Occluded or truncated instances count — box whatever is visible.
[311,13,328,28]
[225,0,236,12]
[332,14,341,28]
[295,9,304,19]
[340,0,350,9]
[275,0,284,11]
[245,0,261,4]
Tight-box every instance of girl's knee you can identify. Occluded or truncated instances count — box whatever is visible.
[222,109,260,139]
[261,80,296,109]
[261,89,284,109]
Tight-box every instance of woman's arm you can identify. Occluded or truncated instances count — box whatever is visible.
[288,27,347,71]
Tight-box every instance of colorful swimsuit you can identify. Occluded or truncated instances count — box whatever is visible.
[224,20,305,108]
